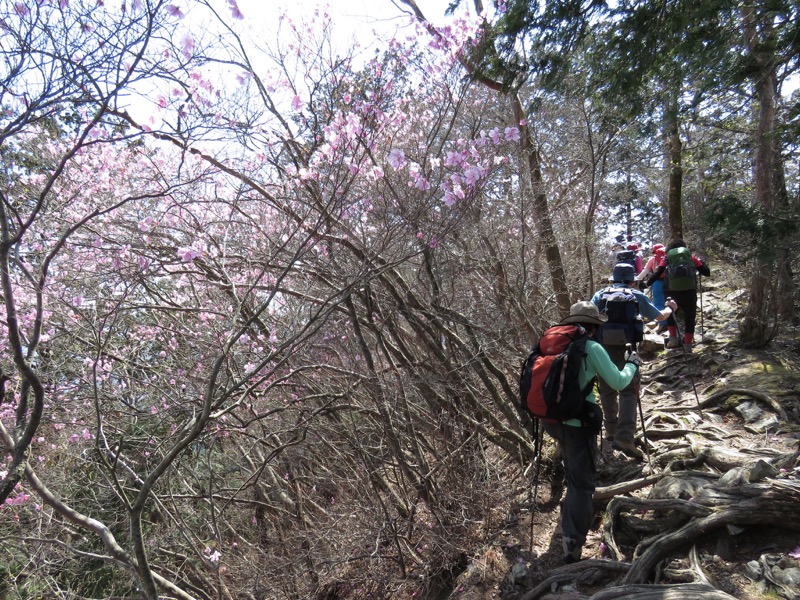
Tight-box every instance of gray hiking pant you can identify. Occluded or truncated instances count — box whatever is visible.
[542,421,597,549]
[597,345,641,444]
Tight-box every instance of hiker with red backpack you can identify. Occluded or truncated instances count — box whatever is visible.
[520,301,642,564]
[644,239,710,352]
[591,263,677,460]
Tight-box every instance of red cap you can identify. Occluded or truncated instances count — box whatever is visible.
[652,243,665,256]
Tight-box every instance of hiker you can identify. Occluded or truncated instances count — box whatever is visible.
[540,301,642,564]
[645,239,710,352]
[606,240,625,271]
[626,241,643,275]
[608,240,641,274]
[591,263,677,459]
[637,243,667,331]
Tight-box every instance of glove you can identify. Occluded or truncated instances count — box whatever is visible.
[665,298,678,312]
[626,350,642,367]
[638,280,647,291]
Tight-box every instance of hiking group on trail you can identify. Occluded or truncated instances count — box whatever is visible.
[520,237,710,565]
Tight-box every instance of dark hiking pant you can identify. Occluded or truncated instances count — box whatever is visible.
[597,344,641,444]
[542,421,597,550]
[664,288,698,335]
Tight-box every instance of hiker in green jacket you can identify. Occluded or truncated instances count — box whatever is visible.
[543,301,641,564]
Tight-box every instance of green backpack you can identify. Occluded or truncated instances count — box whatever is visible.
[665,247,696,291]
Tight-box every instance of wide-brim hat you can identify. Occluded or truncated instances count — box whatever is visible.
[560,301,608,326]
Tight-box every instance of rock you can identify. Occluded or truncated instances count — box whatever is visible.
[507,561,528,586]
[735,401,763,423]
[746,459,778,483]
[725,289,748,302]
[772,566,800,587]
[745,559,762,579]
[718,467,746,487]
[745,415,780,435]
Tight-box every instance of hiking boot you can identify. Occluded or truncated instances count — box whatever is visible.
[612,439,644,460]
[665,336,680,349]
[562,537,582,564]
[683,342,693,353]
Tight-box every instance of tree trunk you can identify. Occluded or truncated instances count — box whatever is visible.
[740,3,780,347]
[512,98,572,316]
[664,91,683,240]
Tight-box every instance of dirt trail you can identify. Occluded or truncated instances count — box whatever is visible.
[449,268,800,600]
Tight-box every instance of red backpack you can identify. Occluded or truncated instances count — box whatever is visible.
[519,325,596,423]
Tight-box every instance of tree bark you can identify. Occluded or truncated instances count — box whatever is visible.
[740,2,780,346]
[664,91,683,240]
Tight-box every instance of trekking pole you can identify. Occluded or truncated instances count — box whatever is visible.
[666,300,704,417]
[627,343,651,468]
[529,420,542,551]
[698,275,704,342]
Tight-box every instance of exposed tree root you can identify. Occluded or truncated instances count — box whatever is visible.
[594,475,661,501]
[588,582,737,599]
[699,387,788,420]
[621,478,800,583]
[519,559,630,600]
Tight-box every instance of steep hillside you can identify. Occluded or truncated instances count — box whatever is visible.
[446,258,800,600]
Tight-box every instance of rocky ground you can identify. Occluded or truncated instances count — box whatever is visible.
[446,267,800,600]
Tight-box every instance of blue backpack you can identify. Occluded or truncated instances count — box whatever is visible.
[596,287,644,346]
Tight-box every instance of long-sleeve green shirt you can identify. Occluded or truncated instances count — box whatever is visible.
[563,338,637,427]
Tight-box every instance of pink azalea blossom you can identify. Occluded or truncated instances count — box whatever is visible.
[227,0,243,19]
[444,150,464,167]
[166,4,184,18]
[504,126,521,142]
[463,166,483,186]
[4,493,31,506]
[181,34,195,58]
[291,95,303,111]
[386,149,407,170]
[178,248,199,262]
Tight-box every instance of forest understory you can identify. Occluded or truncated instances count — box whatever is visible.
[444,263,800,600]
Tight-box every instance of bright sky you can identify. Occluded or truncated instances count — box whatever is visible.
[233,0,462,47]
